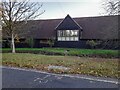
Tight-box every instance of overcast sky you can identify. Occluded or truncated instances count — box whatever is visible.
[30,0,104,19]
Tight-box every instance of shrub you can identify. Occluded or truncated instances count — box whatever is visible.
[26,38,34,48]
[47,37,55,47]
[86,40,100,49]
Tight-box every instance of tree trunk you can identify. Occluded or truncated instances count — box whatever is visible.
[12,33,15,53]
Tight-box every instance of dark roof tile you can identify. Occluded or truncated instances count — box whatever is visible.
[3,15,119,39]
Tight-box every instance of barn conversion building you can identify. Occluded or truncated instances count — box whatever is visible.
[2,15,119,49]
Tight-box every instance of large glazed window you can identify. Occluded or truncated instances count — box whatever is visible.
[57,30,79,41]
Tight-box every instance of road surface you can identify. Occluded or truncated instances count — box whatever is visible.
[2,66,118,88]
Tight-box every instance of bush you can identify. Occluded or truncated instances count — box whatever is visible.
[86,40,100,49]
[26,38,34,48]
[47,37,55,47]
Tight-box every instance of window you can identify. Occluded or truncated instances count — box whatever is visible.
[57,30,79,41]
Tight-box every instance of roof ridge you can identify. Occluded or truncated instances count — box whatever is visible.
[24,15,119,22]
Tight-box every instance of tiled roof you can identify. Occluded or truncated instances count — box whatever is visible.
[2,15,119,39]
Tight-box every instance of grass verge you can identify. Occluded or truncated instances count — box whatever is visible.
[2,53,119,79]
[2,48,119,58]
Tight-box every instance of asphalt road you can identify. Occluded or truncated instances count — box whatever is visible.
[2,66,118,88]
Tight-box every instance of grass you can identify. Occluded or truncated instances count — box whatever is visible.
[2,53,119,79]
[2,48,118,57]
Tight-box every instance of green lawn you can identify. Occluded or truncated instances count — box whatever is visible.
[2,53,119,79]
[2,48,118,57]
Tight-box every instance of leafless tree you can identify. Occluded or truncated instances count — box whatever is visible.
[102,0,120,15]
[0,3,2,44]
[100,0,119,49]
[1,0,45,53]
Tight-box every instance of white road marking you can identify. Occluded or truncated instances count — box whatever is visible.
[54,75,63,79]
[34,75,51,83]
[1,66,118,84]
[34,78,40,82]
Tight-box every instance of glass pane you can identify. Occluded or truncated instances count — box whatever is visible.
[58,37,61,41]
[70,30,72,36]
[74,37,79,41]
[59,31,63,36]
[73,30,79,36]
[61,37,65,41]
[63,31,65,36]
[66,37,69,41]
[70,37,74,41]
[66,30,70,36]
[58,31,60,36]
[64,30,67,36]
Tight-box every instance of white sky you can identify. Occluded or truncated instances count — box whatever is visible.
[35,0,104,19]
[2,0,104,19]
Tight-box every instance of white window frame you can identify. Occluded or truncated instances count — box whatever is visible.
[57,30,79,41]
